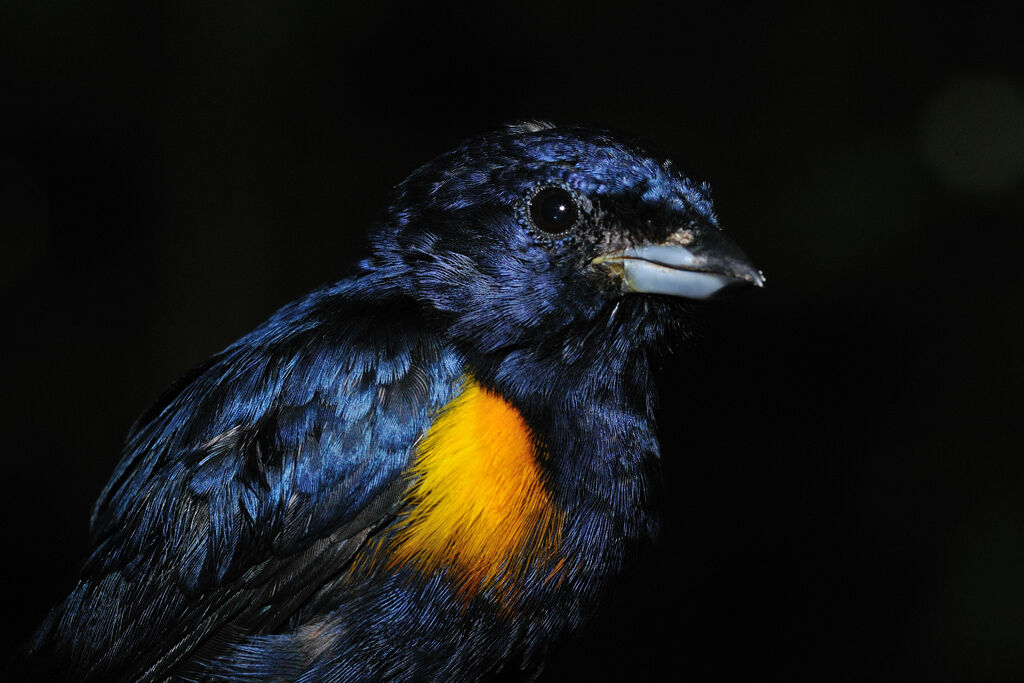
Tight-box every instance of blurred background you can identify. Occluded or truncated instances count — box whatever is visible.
[2,2,1022,680]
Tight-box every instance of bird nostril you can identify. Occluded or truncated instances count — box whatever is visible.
[664,229,695,246]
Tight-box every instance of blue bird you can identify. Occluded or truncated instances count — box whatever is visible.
[27,122,763,681]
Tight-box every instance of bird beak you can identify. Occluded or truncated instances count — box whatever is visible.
[593,225,765,300]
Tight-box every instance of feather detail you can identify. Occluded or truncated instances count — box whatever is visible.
[388,377,562,602]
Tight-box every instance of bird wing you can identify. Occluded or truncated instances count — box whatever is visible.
[34,289,462,681]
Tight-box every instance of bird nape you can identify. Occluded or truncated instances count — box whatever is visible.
[26,122,762,681]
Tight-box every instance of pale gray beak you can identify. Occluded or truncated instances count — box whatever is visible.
[594,226,764,300]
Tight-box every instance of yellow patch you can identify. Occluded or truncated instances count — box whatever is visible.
[389,377,562,599]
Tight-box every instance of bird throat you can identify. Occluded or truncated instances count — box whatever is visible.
[388,376,563,601]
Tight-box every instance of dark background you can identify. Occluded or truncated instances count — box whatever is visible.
[2,3,1023,681]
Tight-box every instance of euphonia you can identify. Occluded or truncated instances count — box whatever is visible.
[28,122,763,681]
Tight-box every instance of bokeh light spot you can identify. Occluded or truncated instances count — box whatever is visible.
[919,75,1024,195]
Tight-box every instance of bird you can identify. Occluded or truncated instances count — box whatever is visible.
[26,121,763,681]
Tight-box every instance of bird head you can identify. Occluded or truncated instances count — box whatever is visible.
[369,122,763,357]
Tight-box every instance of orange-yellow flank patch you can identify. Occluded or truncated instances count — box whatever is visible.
[390,377,562,598]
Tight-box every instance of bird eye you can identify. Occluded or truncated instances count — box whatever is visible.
[529,187,580,235]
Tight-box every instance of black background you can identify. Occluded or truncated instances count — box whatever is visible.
[2,3,1023,681]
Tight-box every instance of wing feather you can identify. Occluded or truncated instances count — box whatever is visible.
[30,285,463,681]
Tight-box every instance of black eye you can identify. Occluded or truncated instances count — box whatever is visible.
[529,187,580,235]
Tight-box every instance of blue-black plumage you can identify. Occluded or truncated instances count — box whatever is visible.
[27,122,761,681]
